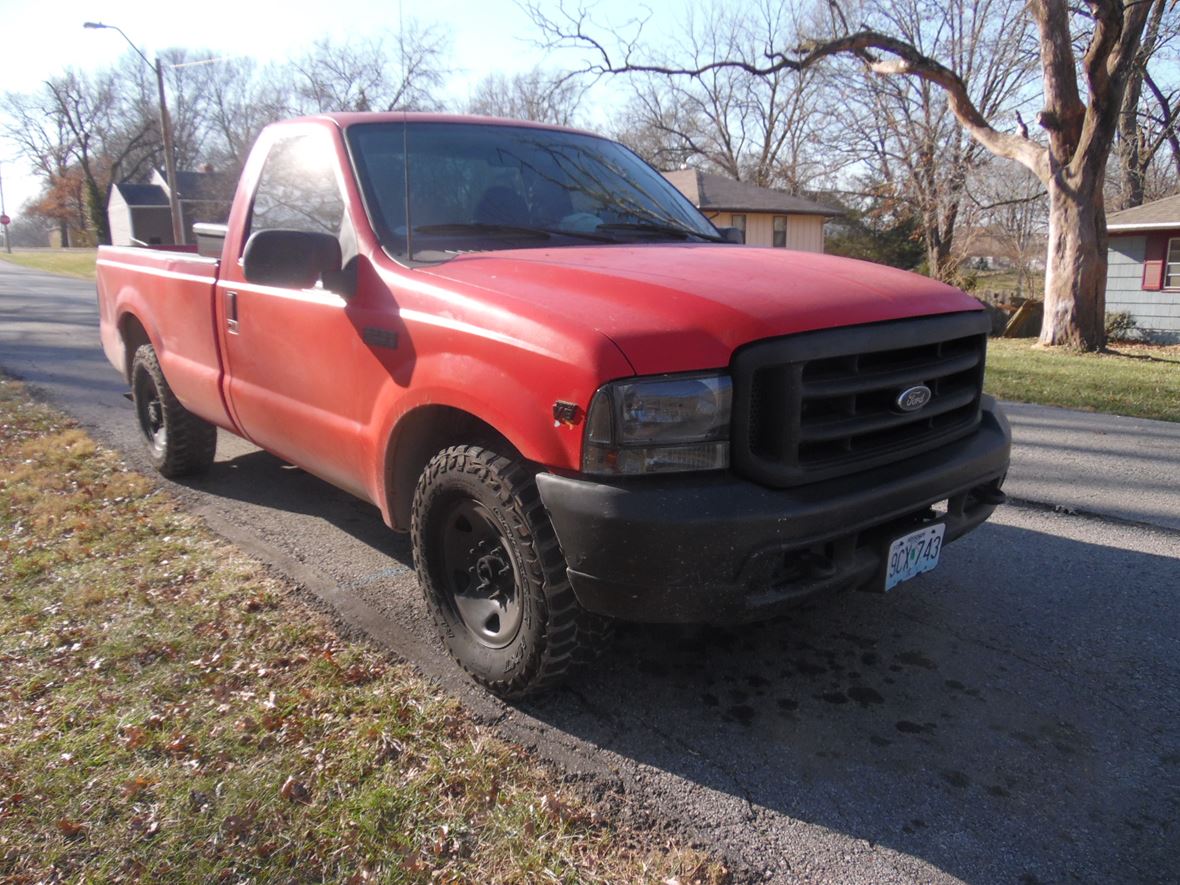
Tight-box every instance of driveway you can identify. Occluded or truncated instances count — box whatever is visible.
[2,260,1178,884]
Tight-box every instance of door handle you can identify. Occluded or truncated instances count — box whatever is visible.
[226,290,239,334]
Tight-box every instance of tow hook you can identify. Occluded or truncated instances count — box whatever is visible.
[971,480,1008,506]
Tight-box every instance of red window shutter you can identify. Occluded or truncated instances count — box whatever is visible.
[1143,233,1167,290]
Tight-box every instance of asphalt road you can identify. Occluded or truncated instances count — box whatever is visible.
[2,260,1178,885]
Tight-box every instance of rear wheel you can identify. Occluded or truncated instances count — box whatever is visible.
[411,445,611,697]
[130,344,217,477]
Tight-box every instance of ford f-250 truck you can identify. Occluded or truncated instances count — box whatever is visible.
[97,113,1010,697]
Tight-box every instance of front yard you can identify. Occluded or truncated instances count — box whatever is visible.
[0,249,97,279]
[984,338,1180,423]
[0,377,724,884]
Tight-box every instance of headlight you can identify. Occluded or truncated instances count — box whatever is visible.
[582,373,732,475]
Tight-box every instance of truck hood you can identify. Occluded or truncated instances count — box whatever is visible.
[417,243,982,375]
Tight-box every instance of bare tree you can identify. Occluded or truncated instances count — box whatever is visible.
[203,58,289,174]
[1114,0,1180,208]
[529,0,1158,350]
[823,0,1035,283]
[968,164,1049,299]
[611,1,837,190]
[2,89,79,244]
[289,24,449,113]
[467,68,586,125]
[3,67,156,244]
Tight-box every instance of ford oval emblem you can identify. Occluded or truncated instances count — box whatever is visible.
[896,385,932,412]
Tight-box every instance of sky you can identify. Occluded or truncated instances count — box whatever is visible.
[0,0,665,220]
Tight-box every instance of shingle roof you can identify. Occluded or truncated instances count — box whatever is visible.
[173,170,231,201]
[1107,193,1180,230]
[662,169,841,217]
[113,182,168,207]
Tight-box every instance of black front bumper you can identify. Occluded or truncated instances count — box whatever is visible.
[536,397,1011,624]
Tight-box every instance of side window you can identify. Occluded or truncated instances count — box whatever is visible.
[731,214,747,243]
[248,134,348,242]
[773,215,787,248]
[1166,237,1180,288]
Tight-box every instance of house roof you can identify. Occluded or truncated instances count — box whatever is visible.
[1107,193,1180,231]
[173,169,231,201]
[148,168,232,202]
[662,169,841,218]
[112,182,169,208]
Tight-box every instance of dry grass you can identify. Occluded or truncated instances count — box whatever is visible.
[0,249,98,279]
[985,338,1180,422]
[0,377,727,884]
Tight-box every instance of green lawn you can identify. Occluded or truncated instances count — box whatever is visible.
[985,338,1180,422]
[0,377,726,884]
[0,248,97,279]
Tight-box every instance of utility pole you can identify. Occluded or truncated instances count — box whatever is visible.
[154,60,184,245]
[84,22,185,245]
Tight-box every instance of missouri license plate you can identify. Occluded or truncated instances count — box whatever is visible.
[884,523,946,591]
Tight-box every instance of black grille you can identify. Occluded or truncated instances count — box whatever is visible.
[732,312,990,487]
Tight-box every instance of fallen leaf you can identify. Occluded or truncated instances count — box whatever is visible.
[121,725,146,749]
[129,813,160,838]
[121,775,157,799]
[222,814,250,837]
[539,792,589,825]
[57,818,86,838]
[279,775,311,804]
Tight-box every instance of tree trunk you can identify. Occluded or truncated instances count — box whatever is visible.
[1038,174,1107,349]
[924,218,957,282]
[1118,132,1146,208]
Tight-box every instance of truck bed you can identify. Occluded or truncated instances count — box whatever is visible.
[96,246,233,431]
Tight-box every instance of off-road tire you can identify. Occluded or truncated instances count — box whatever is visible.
[130,344,217,478]
[411,445,612,697]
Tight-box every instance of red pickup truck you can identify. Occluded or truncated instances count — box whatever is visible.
[97,113,1009,697]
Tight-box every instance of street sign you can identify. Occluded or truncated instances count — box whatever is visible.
[0,214,9,226]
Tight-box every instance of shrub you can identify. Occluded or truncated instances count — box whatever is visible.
[1105,311,1139,342]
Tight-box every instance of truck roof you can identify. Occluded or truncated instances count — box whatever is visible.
[290,111,600,141]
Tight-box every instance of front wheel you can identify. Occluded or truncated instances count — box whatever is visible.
[130,344,217,478]
[411,445,611,697]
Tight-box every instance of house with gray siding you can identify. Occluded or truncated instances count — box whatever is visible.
[1105,194,1180,343]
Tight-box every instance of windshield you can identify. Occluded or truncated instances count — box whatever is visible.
[345,121,722,261]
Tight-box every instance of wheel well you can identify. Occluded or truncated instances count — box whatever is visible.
[119,313,151,383]
[387,406,520,529]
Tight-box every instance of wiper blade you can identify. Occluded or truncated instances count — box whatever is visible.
[413,223,551,238]
[413,222,619,243]
[596,221,723,242]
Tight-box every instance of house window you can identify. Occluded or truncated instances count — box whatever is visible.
[1167,237,1180,288]
[730,214,747,234]
[773,215,787,248]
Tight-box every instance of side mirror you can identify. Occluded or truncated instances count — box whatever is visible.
[718,227,745,244]
[242,229,342,290]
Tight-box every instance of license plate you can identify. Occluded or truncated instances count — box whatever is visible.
[884,523,946,591]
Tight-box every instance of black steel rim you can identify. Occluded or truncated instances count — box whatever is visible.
[134,371,166,455]
[435,497,523,649]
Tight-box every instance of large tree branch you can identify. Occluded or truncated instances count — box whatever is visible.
[528,2,1048,181]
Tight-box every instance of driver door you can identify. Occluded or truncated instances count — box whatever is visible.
[216,128,372,497]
